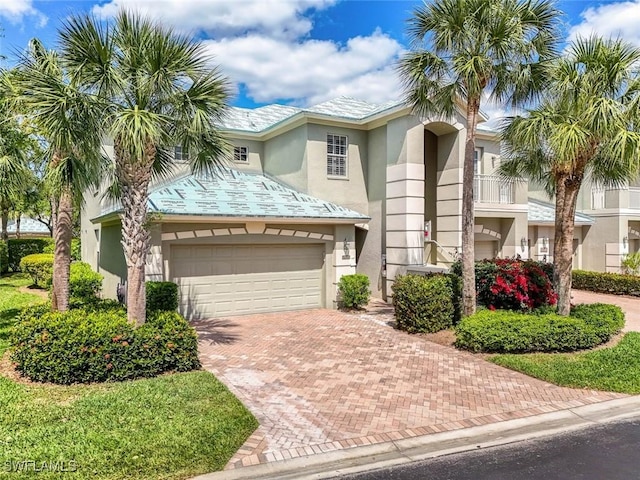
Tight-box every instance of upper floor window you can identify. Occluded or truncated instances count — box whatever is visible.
[174,146,189,162]
[234,146,249,163]
[327,134,347,177]
[474,147,483,175]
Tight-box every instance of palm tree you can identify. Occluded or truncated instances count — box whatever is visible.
[59,12,231,325]
[0,81,31,240]
[10,41,104,310]
[501,36,640,315]
[397,0,559,316]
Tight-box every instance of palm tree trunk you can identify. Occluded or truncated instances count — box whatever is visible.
[553,176,580,315]
[116,139,155,326]
[0,203,8,241]
[15,214,21,239]
[51,187,73,312]
[462,98,480,317]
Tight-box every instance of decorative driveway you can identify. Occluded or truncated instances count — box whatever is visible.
[194,303,624,470]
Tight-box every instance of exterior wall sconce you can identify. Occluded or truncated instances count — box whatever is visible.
[343,238,350,259]
[521,237,528,249]
[623,236,629,249]
[542,237,549,248]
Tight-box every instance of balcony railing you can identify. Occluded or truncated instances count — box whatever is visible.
[474,174,515,204]
[590,186,640,209]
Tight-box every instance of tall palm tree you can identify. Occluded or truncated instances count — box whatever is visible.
[501,36,640,315]
[10,41,104,310]
[0,125,30,241]
[59,12,231,325]
[398,0,559,316]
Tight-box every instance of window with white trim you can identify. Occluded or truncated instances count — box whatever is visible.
[174,146,189,162]
[474,147,483,174]
[234,146,248,163]
[327,134,347,177]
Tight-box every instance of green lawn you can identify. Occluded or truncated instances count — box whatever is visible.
[0,274,257,479]
[491,332,640,394]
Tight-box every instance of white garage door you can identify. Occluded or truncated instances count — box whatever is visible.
[170,244,324,318]
[475,241,497,261]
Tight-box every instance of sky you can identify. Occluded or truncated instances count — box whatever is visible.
[1,0,639,124]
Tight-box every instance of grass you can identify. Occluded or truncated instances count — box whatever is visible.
[491,332,640,394]
[0,273,258,479]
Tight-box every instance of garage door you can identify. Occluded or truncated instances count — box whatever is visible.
[170,244,324,318]
[475,241,497,261]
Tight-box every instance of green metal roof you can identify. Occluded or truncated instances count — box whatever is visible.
[99,168,369,222]
[528,199,594,225]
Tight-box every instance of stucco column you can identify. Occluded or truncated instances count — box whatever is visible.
[145,224,164,281]
[435,129,465,264]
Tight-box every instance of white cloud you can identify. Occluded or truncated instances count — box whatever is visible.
[569,0,640,46]
[93,0,335,39]
[92,0,405,106]
[203,30,404,105]
[0,0,47,26]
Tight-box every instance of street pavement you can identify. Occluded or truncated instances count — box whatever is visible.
[338,416,640,480]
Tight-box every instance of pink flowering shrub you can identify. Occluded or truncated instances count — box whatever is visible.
[474,259,557,311]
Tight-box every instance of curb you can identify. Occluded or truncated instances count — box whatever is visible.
[192,396,640,480]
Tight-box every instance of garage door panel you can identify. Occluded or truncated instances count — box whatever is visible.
[171,244,324,318]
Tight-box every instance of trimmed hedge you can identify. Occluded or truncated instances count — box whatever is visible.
[10,303,200,384]
[146,281,179,311]
[455,303,624,353]
[42,238,81,261]
[392,274,455,333]
[572,270,640,296]
[8,238,54,272]
[20,253,53,287]
[338,274,371,309]
[0,240,8,275]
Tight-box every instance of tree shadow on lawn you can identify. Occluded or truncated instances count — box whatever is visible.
[0,308,20,344]
[191,318,240,346]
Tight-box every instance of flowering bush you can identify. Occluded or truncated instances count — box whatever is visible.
[464,258,557,311]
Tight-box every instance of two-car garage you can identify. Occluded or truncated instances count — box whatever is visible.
[170,243,326,318]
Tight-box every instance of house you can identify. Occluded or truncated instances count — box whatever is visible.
[6,216,51,238]
[81,96,531,318]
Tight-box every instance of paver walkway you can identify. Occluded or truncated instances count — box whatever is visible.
[572,290,640,332]
[195,302,624,470]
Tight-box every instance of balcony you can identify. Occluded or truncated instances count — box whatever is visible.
[474,174,515,204]
[591,186,640,210]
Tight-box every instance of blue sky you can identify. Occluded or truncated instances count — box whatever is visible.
[2,0,639,122]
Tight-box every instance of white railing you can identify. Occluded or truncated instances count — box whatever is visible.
[591,187,606,209]
[629,187,640,207]
[473,174,515,204]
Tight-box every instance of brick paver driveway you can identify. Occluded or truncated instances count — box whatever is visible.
[194,304,623,469]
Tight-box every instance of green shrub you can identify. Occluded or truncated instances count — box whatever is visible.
[7,238,54,272]
[146,281,179,311]
[20,253,53,287]
[0,240,8,275]
[572,270,640,296]
[338,274,371,309]
[455,303,624,353]
[10,306,200,384]
[392,274,455,333]
[71,238,81,261]
[69,262,103,302]
[621,252,640,276]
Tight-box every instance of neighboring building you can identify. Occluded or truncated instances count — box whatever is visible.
[80,97,531,318]
[6,216,51,238]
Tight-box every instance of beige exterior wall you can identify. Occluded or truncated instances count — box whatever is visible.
[263,125,308,192]
[228,138,264,173]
